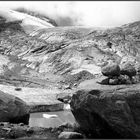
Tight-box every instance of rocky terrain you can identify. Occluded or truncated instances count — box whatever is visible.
[0,122,84,139]
[0,8,140,139]
[70,77,140,138]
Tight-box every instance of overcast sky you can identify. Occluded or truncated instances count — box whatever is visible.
[0,1,140,27]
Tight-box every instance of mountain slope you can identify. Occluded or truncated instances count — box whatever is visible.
[0,9,140,88]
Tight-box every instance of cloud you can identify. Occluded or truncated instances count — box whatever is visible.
[0,1,140,27]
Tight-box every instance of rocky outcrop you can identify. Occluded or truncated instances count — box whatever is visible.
[70,78,140,138]
[0,90,30,124]
[30,103,64,113]
[0,85,64,113]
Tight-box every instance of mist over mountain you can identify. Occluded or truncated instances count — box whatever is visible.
[13,7,80,27]
[14,7,58,27]
[1,1,140,27]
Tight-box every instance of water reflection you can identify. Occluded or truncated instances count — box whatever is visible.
[29,110,75,128]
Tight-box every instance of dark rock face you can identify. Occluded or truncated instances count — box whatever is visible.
[0,90,30,124]
[58,131,84,139]
[30,103,64,113]
[120,62,136,78]
[70,83,140,138]
[101,63,120,78]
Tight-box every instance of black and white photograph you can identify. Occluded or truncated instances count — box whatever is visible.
[0,1,140,139]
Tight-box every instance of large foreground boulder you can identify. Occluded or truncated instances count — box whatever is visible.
[0,90,30,124]
[70,80,140,138]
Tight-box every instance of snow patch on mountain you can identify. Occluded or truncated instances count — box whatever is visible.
[0,8,54,34]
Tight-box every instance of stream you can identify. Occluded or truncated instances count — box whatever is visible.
[29,104,76,128]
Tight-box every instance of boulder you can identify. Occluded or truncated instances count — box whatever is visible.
[98,75,133,85]
[0,90,30,124]
[58,131,83,139]
[70,80,140,138]
[120,62,136,79]
[118,75,133,84]
[101,63,120,78]
[97,77,109,85]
